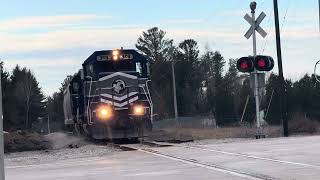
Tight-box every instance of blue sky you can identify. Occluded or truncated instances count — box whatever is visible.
[1,0,319,95]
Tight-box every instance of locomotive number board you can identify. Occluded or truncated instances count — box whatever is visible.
[121,54,133,60]
[97,54,133,61]
[97,55,112,61]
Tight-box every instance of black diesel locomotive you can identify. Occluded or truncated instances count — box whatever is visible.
[63,49,153,139]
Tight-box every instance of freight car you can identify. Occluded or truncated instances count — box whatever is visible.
[63,49,153,139]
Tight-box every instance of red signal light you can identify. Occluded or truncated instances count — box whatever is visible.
[237,57,254,73]
[254,56,274,71]
[257,59,266,68]
[240,62,248,69]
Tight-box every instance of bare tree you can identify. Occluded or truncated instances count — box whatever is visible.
[11,66,45,130]
[16,71,34,128]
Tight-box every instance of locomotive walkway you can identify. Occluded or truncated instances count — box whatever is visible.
[6,135,320,180]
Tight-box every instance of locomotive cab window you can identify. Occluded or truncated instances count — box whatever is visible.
[72,82,79,94]
[136,62,142,76]
[86,64,94,78]
[135,62,149,77]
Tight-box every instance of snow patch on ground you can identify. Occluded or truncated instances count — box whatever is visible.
[5,144,120,167]
[45,132,86,149]
[5,132,120,167]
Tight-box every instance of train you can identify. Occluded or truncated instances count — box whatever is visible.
[63,48,153,140]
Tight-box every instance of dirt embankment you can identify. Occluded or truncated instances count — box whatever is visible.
[4,131,50,153]
[4,131,87,153]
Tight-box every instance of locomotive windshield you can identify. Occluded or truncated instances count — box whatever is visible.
[95,60,148,75]
[97,60,136,72]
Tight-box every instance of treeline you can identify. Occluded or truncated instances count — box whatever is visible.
[135,27,241,125]
[0,62,71,132]
[1,27,320,132]
[1,64,45,131]
[134,27,320,125]
[266,74,320,124]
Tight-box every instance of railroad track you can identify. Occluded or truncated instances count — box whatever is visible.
[111,141,278,180]
[108,140,320,179]
[180,144,320,169]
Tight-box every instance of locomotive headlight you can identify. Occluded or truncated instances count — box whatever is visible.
[97,106,113,120]
[113,55,119,61]
[112,50,120,61]
[133,105,145,116]
[112,50,119,56]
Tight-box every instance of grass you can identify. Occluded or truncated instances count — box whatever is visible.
[152,126,282,141]
[4,131,50,153]
[288,113,320,134]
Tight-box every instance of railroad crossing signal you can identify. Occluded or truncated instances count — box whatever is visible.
[244,12,267,39]
[237,57,254,73]
[237,56,274,73]
[254,55,274,71]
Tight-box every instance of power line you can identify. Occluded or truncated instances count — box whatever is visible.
[260,5,274,54]
[260,0,291,56]
[269,0,291,60]
[280,0,291,33]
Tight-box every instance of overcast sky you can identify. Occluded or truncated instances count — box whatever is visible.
[1,0,319,95]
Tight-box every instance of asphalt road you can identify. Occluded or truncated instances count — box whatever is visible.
[6,135,320,180]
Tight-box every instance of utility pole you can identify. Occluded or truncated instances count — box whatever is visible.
[273,0,288,137]
[171,61,178,125]
[0,64,5,180]
[47,115,50,134]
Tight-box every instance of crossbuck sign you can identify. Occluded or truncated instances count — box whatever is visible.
[244,12,267,39]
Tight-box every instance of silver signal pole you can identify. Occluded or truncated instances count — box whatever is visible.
[0,64,5,180]
[250,2,262,138]
[171,61,178,125]
[244,1,268,138]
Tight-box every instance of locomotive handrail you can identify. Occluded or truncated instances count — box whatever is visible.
[86,76,94,125]
[139,82,153,122]
[146,80,154,123]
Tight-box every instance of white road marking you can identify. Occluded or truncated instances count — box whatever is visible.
[124,170,180,177]
[184,145,320,169]
[6,157,104,169]
[138,149,268,180]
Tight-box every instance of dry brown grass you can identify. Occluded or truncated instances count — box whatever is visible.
[158,126,282,140]
[289,113,320,134]
[4,131,50,153]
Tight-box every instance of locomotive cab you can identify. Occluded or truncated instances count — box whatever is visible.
[84,49,150,79]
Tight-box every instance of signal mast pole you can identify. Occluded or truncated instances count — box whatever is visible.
[250,2,262,138]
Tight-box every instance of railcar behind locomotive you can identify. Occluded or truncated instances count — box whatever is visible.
[63,48,153,139]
